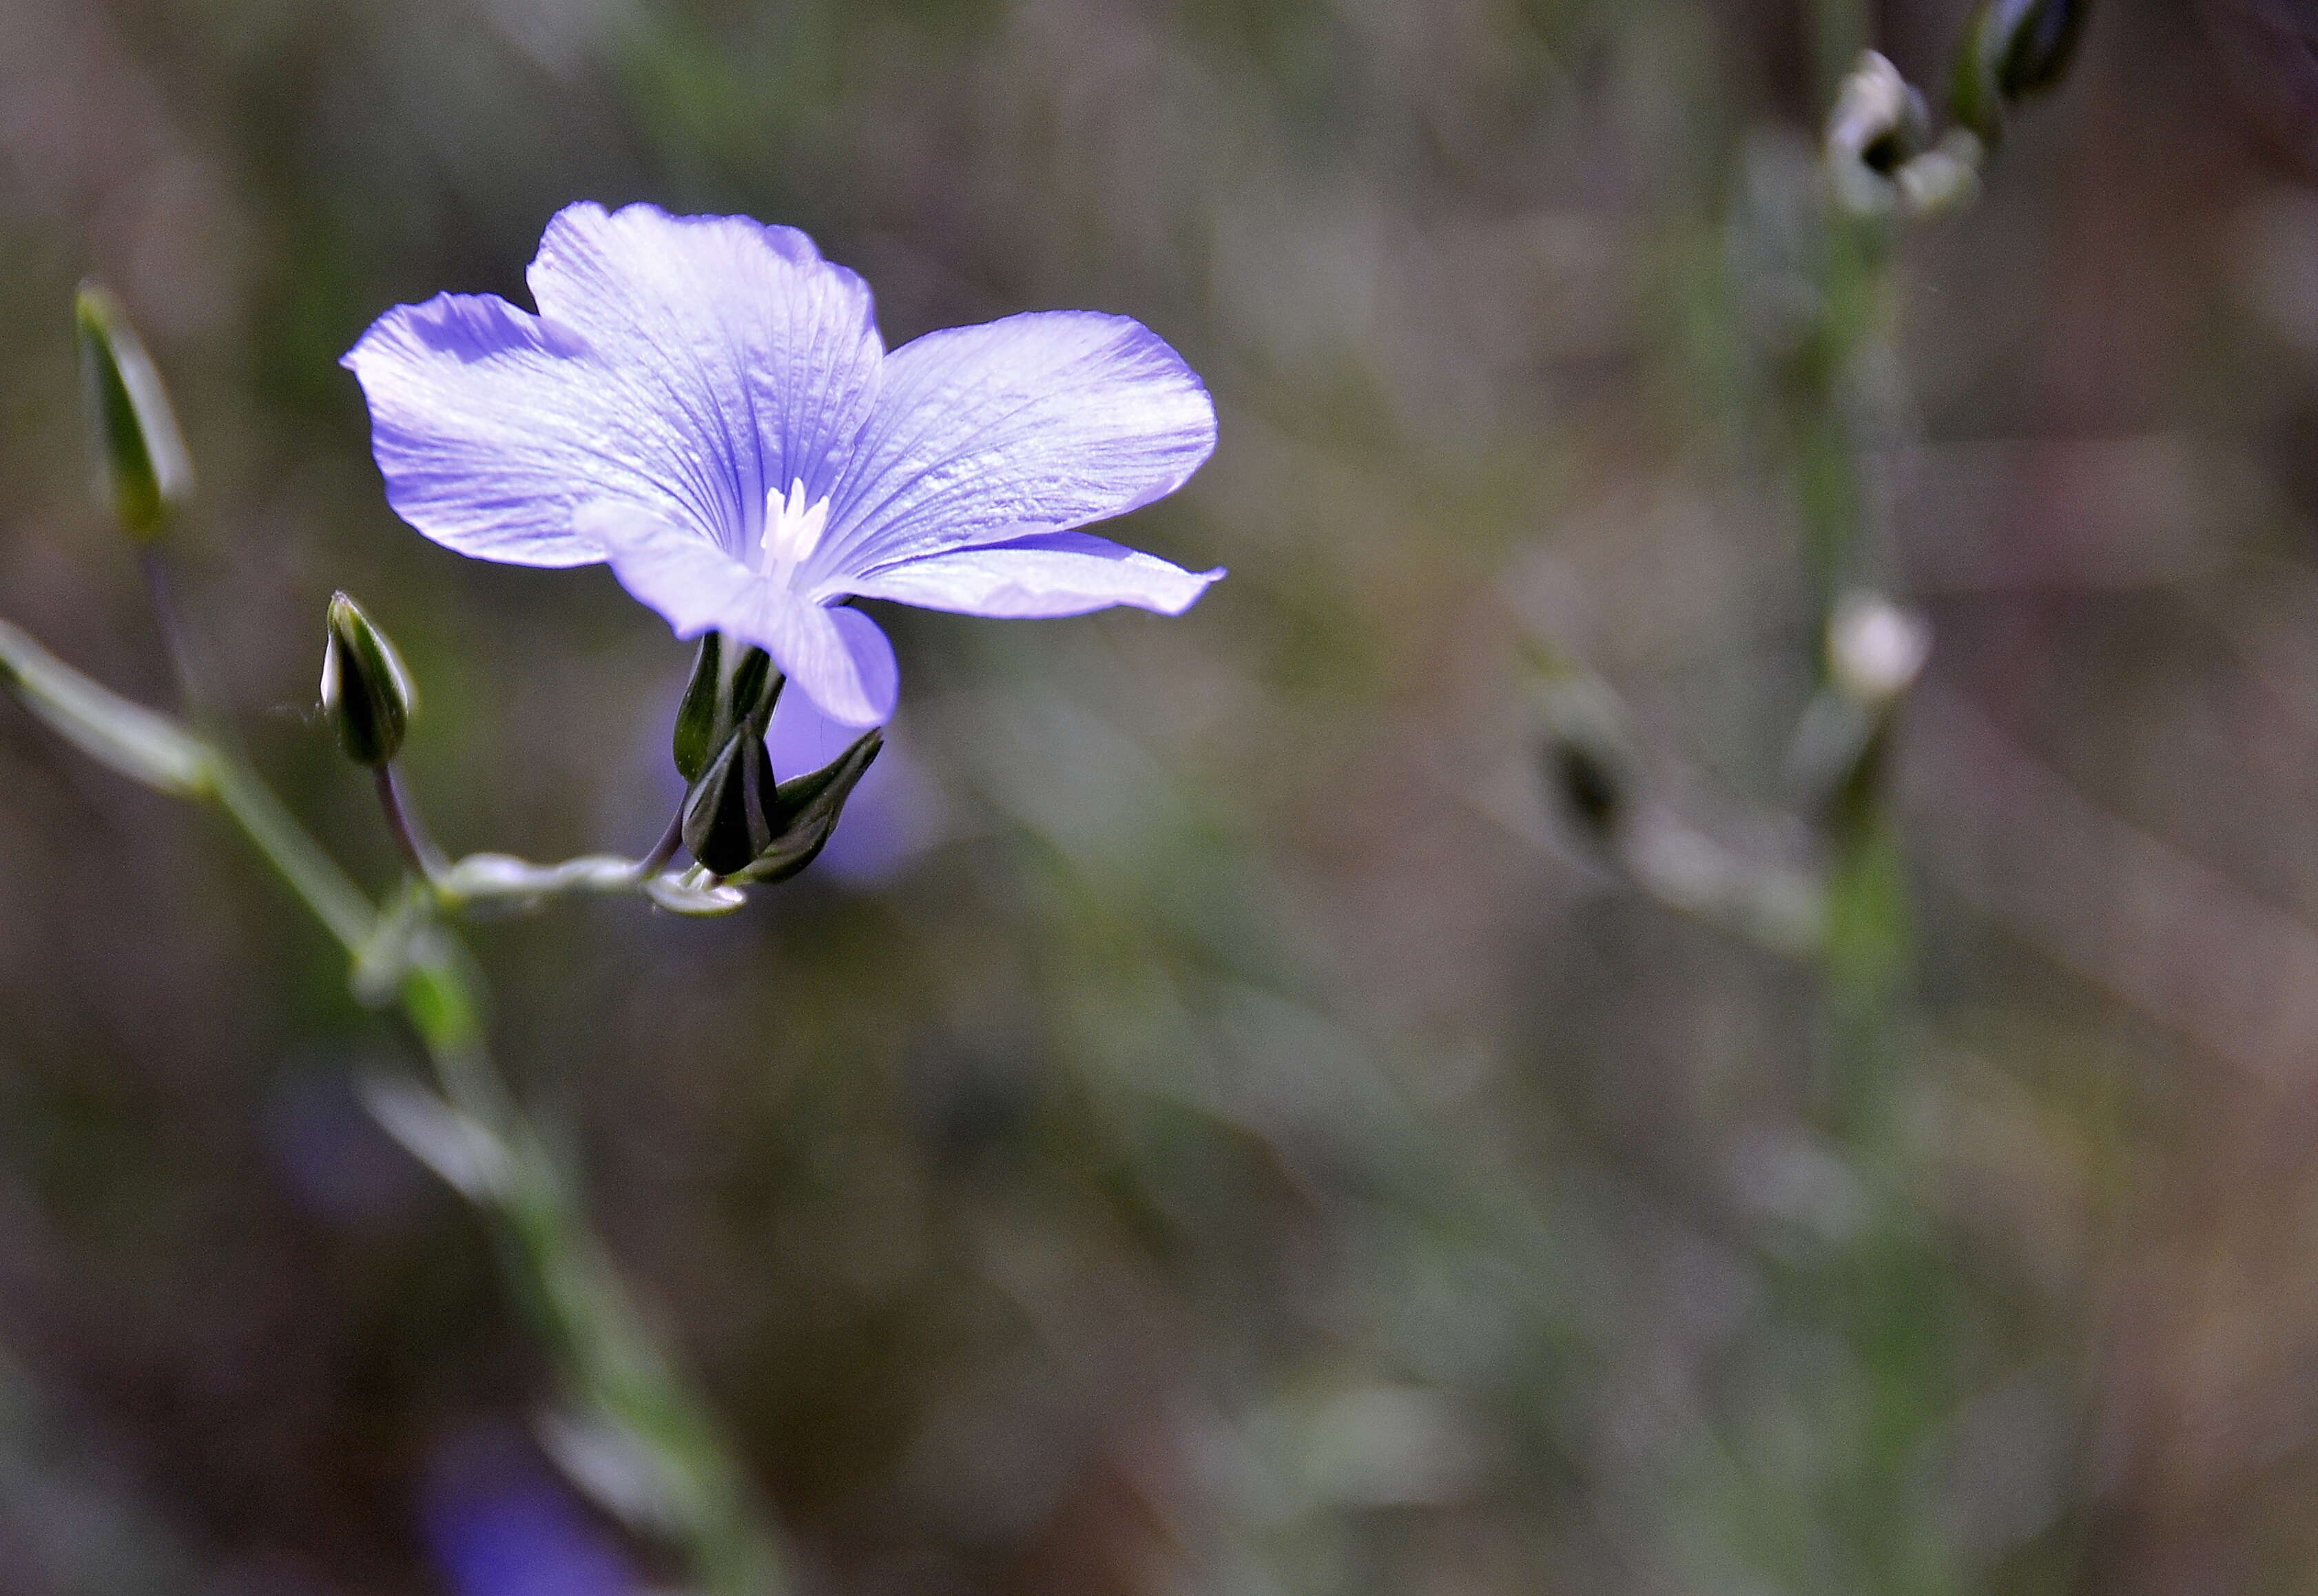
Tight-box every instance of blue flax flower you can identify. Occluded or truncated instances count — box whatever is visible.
[344,202,1219,726]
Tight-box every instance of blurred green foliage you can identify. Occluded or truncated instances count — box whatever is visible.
[1,1,2316,1594]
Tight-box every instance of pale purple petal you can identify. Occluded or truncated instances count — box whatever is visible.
[721,597,896,729]
[808,311,1215,584]
[352,208,1220,730]
[579,502,896,726]
[342,293,699,568]
[572,501,749,635]
[528,203,884,550]
[843,530,1222,619]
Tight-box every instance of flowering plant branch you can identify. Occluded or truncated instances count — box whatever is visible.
[1524,5,2089,1584]
[0,610,786,1594]
[1538,0,2089,972]
[7,205,1221,1591]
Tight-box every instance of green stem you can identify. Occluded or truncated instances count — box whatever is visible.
[237,781,785,1596]
[210,750,375,951]
[637,805,688,880]
[1811,0,1872,101]
[1781,45,1960,1593]
[374,761,448,881]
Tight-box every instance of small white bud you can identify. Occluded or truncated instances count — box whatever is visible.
[1828,592,1932,705]
[1825,52,1929,217]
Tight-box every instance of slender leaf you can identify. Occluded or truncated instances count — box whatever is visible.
[0,620,209,796]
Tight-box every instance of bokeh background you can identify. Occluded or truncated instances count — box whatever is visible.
[1,0,2315,1591]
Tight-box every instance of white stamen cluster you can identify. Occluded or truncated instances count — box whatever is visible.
[757,478,831,582]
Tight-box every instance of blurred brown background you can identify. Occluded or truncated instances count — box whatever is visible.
[3,0,2317,1592]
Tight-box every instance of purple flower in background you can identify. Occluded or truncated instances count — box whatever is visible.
[420,1427,640,1596]
[344,202,1220,726]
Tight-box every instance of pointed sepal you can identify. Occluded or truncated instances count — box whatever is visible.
[671,635,780,784]
[736,727,883,886]
[681,727,778,877]
[671,632,724,783]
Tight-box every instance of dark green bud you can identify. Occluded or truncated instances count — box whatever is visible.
[1553,737,1624,840]
[1529,653,1637,849]
[76,283,192,541]
[671,634,780,782]
[320,592,417,766]
[1952,0,2089,143]
[741,727,884,886]
[681,729,779,877]
[682,719,886,884]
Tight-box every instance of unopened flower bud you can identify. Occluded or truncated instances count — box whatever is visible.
[1531,658,1638,848]
[1789,594,1932,842]
[1826,51,1931,215]
[1827,592,1932,707]
[681,727,779,876]
[75,284,192,541]
[320,592,417,765]
[1951,0,2089,144]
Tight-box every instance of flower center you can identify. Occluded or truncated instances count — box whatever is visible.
[756,478,831,585]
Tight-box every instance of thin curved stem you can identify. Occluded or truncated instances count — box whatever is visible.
[138,550,210,721]
[374,760,447,880]
[635,803,688,880]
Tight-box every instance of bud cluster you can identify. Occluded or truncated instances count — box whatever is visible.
[1827,52,1979,219]
[674,632,882,881]
[1824,0,2087,219]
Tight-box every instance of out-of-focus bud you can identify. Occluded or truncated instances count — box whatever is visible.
[1826,51,1932,215]
[1827,591,1932,707]
[1893,130,1983,216]
[1553,732,1624,841]
[1790,592,1932,840]
[1952,0,2090,144]
[671,634,780,783]
[320,592,417,766]
[740,728,884,886]
[76,284,193,541]
[1531,652,1638,849]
